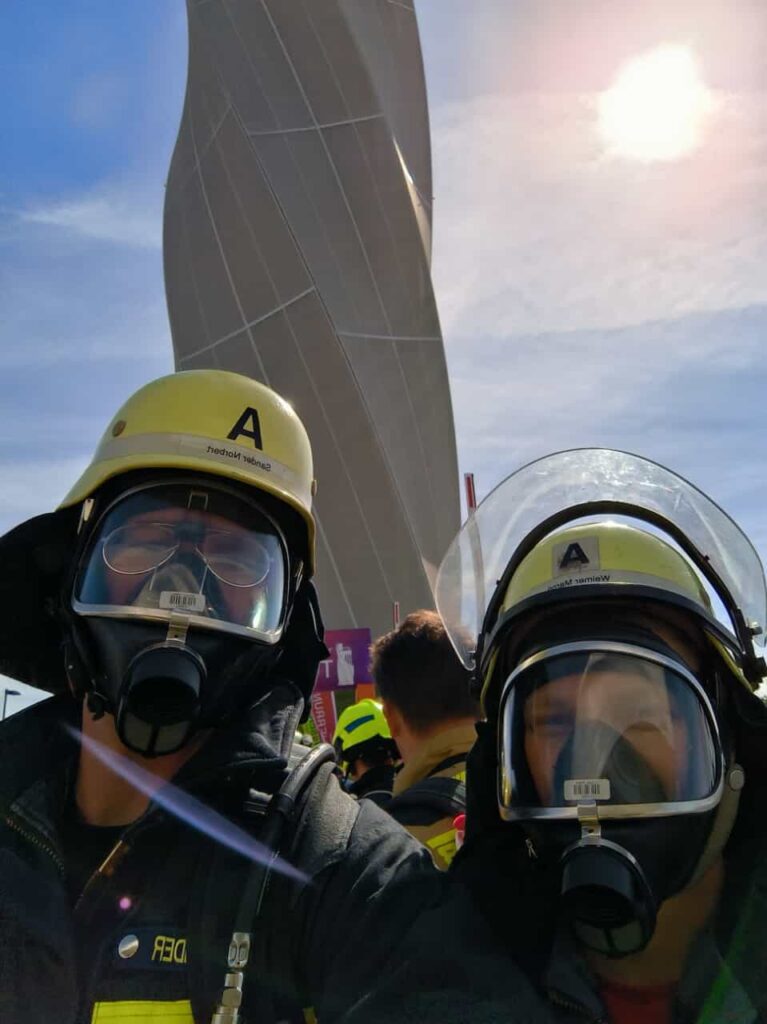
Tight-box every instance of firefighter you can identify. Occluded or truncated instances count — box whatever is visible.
[0,370,547,1024]
[435,448,767,1021]
[332,698,399,804]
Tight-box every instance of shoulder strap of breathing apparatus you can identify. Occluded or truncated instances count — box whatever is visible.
[386,774,467,820]
[189,742,357,1024]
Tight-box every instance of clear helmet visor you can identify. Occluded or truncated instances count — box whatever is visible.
[499,644,722,820]
[435,449,767,668]
[73,483,289,642]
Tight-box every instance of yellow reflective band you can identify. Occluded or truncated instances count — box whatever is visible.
[453,769,466,782]
[427,828,458,867]
[304,1008,318,1024]
[91,1001,194,1022]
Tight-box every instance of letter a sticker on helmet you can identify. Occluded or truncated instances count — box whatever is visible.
[227,407,263,449]
[552,537,600,577]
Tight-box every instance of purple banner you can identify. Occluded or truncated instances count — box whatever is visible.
[314,628,372,693]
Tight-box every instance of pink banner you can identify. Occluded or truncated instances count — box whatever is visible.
[314,628,372,693]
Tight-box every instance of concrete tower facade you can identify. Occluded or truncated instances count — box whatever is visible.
[164,0,460,635]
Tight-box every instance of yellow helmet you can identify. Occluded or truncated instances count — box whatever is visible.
[0,370,317,693]
[478,520,751,711]
[62,370,316,570]
[500,521,712,618]
[435,451,767,687]
[333,699,394,761]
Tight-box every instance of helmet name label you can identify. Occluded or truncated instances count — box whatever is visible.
[206,444,272,473]
[547,573,611,591]
[227,406,263,449]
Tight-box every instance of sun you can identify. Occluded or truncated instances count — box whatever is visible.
[598,45,715,162]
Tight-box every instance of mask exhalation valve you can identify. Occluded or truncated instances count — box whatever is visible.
[560,837,657,957]
[117,644,205,757]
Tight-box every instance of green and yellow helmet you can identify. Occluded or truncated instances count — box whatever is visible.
[0,370,317,692]
[333,698,396,768]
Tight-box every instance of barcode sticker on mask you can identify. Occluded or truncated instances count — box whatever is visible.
[564,779,611,801]
[159,591,206,613]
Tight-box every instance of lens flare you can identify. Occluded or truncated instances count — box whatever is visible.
[68,726,308,884]
[598,45,715,162]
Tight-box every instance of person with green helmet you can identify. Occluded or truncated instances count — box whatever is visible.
[332,698,399,805]
[434,448,767,1023]
[0,369,551,1024]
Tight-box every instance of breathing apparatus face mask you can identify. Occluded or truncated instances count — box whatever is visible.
[70,481,292,757]
[497,635,729,957]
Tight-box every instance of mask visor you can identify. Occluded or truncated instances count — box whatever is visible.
[73,483,289,643]
[499,642,722,820]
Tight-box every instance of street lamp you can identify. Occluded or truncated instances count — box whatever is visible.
[2,688,20,721]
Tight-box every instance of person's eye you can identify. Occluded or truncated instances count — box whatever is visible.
[537,714,572,733]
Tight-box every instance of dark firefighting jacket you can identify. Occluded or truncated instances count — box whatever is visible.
[0,686,451,1024]
[449,738,767,1024]
[536,801,767,1024]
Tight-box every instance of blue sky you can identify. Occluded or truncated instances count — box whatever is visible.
[2,1,766,710]
[1,2,184,536]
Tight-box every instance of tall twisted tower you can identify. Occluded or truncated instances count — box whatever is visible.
[164,0,459,635]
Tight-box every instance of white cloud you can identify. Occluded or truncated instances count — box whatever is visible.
[451,304,763,445]
[431,91,767,339]
[1,204,174,370]
[21,183,162,249]
[0,178,175,540]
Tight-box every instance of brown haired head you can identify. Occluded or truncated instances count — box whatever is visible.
[370,610,478,733]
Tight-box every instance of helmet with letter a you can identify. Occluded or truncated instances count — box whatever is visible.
[0,370,327,756]
[63,368,315,570]
[435,448,767,958]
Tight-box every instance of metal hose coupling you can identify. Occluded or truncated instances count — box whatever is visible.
[210,932,251,1024]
